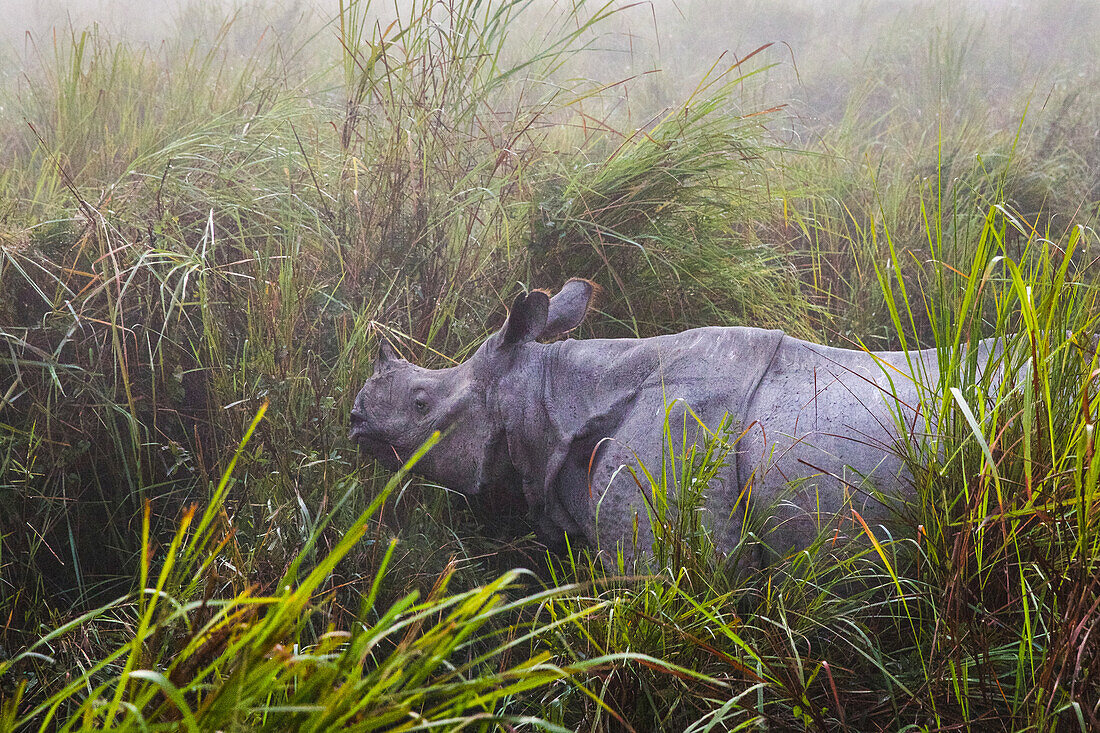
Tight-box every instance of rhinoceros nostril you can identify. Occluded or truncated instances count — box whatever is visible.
[348,411,372,441]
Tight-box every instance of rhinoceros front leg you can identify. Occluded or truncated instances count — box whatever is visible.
[579,440,654,564]
[584,417,753,568]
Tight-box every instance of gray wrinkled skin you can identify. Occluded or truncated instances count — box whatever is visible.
[350,279,996,565]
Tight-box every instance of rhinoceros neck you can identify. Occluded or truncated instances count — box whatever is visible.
[496,333,672,536]
[500,334,664,480]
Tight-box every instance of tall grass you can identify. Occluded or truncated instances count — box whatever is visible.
[0,416,605,730]
[879,209,1100,728]
[530,53,815,338]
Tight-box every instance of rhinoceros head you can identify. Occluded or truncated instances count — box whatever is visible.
[349,279,596,495]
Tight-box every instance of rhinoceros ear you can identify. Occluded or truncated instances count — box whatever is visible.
[540,278,597,341]
[498,290,550,347]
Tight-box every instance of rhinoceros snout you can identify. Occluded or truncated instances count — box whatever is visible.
[348,408,370,441]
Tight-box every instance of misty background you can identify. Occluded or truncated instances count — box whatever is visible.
[5,0,1099,135]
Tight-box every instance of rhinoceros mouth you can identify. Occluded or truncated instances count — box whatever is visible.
[349,427,404,468]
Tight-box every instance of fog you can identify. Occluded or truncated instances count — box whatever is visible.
[3,0,1098,135]
[1,0,327,51]
[3,0,315,41]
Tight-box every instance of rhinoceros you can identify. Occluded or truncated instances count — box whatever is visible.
[349,279,1002,565]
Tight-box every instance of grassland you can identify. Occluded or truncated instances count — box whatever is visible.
[1,0,1098,730]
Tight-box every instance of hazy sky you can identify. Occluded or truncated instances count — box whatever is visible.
[5,0,1095,129]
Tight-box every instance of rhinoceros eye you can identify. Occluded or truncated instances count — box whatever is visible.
[414,393,430,415]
